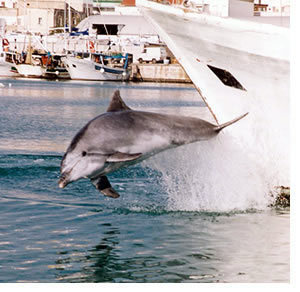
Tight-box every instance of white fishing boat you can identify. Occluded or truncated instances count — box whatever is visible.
[13,35,46,78]
[62,53,132,81]
[137,0,290,199]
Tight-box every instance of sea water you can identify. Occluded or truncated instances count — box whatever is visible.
[0,78,289,282]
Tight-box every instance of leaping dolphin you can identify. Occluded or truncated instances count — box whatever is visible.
[59,90,248,198]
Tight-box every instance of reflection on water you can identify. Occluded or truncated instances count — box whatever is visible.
[50,209,289,283]
[54,224,121,282]
[0,78,289,283]
[0,79,205,154]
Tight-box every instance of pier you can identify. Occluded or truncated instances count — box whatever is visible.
[131,63,191,83]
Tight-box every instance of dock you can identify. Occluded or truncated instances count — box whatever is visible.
[131,63,191,83]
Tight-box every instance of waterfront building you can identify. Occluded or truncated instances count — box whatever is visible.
[0,0,93,34]
[0,0,137,34]
[0,1,17,31]
[139,0,254,17]
[139,0,290,17]
[254,0,290,16]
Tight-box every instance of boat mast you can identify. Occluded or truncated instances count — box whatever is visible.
[25,33,32,65]
[64,0,67,52]
[68,0,72,32]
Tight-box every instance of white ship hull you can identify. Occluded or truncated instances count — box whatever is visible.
[62,56,130,81]
[15,64,45,78]
[138,0,290,201]
[0,60,19,77]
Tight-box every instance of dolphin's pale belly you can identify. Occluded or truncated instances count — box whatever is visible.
[96,133,172,176]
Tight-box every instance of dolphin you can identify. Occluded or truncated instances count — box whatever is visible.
[59,90,248,198]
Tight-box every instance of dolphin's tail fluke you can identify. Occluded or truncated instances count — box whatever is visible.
[214,112,249,132]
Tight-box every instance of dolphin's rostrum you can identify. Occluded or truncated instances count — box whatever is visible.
[59,90,248,198]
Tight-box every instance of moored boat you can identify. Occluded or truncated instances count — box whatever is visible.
[13,34,46,78]
[62,52,132,81]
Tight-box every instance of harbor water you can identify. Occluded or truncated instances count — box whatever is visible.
[0,78,289,283]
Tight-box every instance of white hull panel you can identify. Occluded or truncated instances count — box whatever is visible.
[16,64,45,77]
[0,62,19,77]
[140,2,290,206]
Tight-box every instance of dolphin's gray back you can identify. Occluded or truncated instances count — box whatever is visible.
[82,110,217,155]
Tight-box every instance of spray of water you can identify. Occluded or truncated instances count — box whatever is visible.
[145,90,289,212]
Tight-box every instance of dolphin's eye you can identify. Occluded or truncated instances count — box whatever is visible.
[82,151,87,157]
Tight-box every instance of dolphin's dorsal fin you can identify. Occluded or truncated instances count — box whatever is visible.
[106,90,131,112]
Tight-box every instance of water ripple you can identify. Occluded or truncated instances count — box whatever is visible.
[0,80,289,282]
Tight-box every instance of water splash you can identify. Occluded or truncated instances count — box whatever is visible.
[144,66,289,212]
[146,109,288,212]
[147,143,262,212]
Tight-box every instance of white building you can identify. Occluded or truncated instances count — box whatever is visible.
[254,0,290,16]
[0,0,18,31]
[0,0,17,8]
[175,0,254,17]
[209,0,254,17]
[0,0,94,34]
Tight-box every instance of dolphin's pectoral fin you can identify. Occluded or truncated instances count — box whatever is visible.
[106,152,142,163]
[101,187,120,198]
[90,175,120,198]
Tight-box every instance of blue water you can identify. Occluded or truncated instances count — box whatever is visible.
[0,78,289,282]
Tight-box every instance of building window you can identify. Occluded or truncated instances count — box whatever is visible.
[58,16,63,27]
[38,17,42,25]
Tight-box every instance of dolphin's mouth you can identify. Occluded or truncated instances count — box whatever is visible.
[58,173,69,189]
